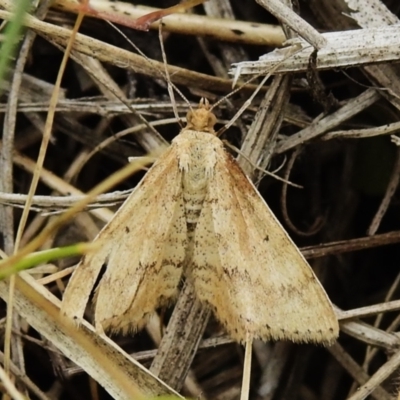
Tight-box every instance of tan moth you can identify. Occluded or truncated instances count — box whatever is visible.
[61,98,339,346]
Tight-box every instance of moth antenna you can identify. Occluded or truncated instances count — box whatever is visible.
[214,44,305,136]
[210,73,258,112]
[224,141,302,189]
[104,18,193,121]
[216,73,272,137]
[159,22,179,123]
[158,23,192,127]
[240,336,253,400]
[60,19,161,142]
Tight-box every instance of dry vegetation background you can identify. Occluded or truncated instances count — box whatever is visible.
[1,0,400,399]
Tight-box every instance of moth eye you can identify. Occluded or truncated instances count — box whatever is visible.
[186,111,193,123]
[208,113,217,129]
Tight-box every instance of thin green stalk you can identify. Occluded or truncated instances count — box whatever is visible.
[0,243,95,279]
[0,0,32,90]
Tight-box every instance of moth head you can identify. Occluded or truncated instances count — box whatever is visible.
[186,98,217,134]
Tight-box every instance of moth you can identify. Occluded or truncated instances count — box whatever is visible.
[61,99,339,345]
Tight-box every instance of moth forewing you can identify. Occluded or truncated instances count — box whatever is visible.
[61,100,338,345]
[189,139,338,345]
[61,145,187,332]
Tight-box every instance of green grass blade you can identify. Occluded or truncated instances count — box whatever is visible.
[0,243,95,279]
[0,0,32,89]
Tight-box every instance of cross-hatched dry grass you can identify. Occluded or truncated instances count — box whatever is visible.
[1,0,400,399]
